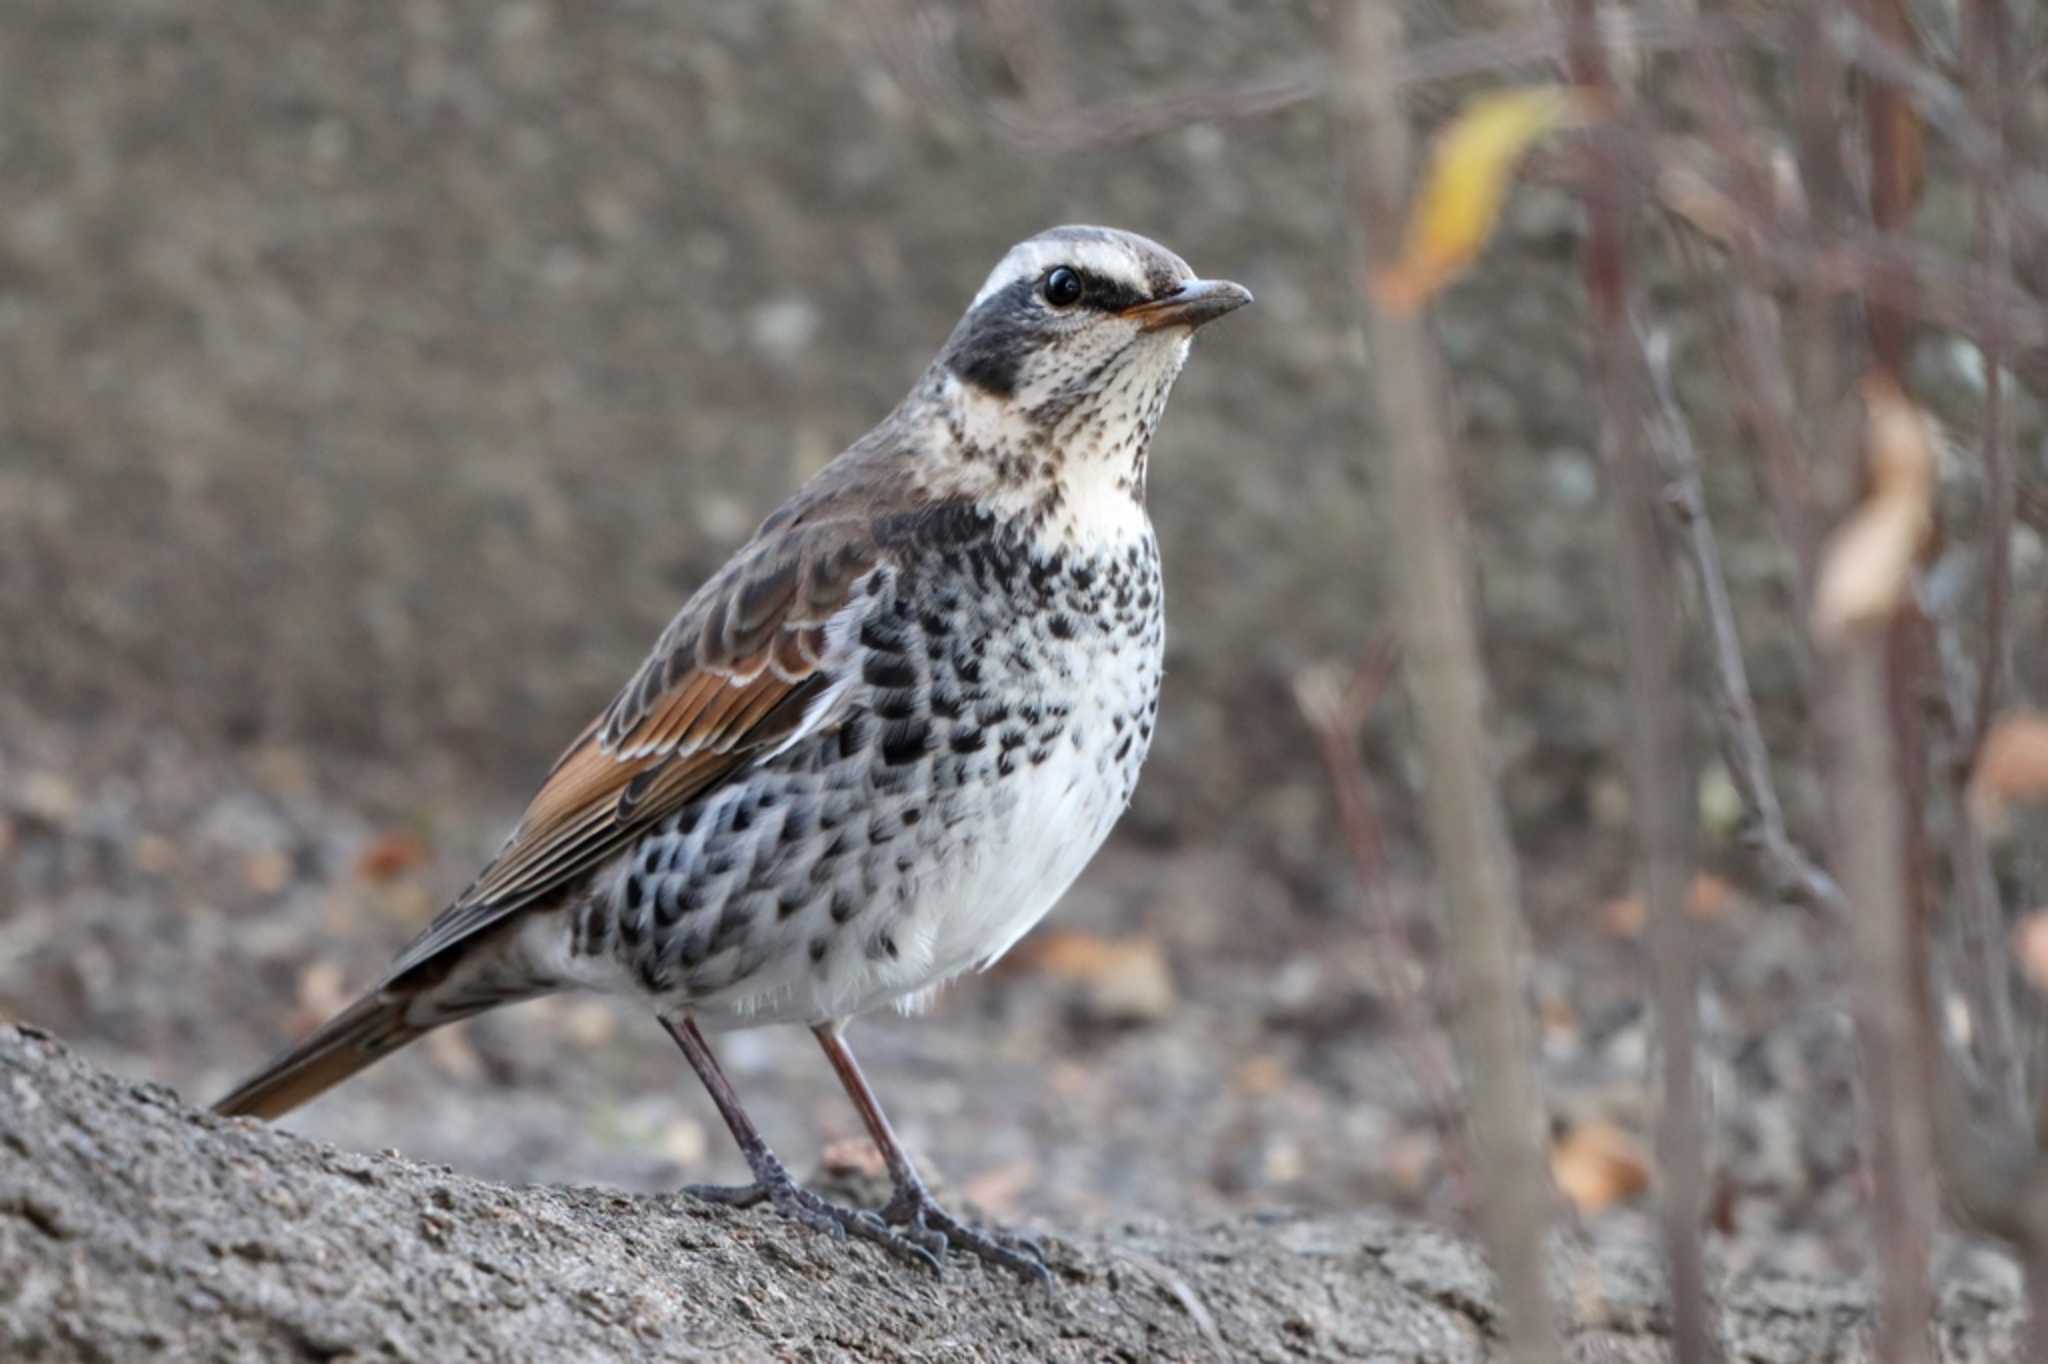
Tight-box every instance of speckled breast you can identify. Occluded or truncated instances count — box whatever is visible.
[575,515,1165,1027]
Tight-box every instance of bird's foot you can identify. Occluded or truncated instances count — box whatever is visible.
[877,1179,1052,1287]
[684,1152,942,1274]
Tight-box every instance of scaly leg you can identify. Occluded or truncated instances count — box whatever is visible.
[661,1016,939,1272]
[812,1021,1051,1286]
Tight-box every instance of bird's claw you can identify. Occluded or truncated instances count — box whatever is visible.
[684,1171,942,1273]
[878,1183,1052,1287]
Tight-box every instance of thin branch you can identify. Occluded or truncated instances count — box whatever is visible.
[1822,628,1937,1364]
[1641,327,1846,916]
[1567,4,1713,1357]
[1338,4,1565,1360]
[1294,646,1471,1207]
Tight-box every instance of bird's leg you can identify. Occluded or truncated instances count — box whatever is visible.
[660,1016,939,1272]
[811,1021,1052,1286]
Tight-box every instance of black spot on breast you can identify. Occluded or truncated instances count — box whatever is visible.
[837,710,873,760]
[877,685,921,721]
[830,889,860,924]
[861,615,909,654]
[863,654,919,690]
[879,718,933,766]
[1047,614,1075,641]
[867,931,900,962]
[810,937,830,966]
[1116,734,1134,762]
[729,805,753,835]
[950,727,985,754]
[625,878,645,911]
[901,806,922,826]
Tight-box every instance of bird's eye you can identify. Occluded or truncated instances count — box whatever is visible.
[1041,267,1084,308]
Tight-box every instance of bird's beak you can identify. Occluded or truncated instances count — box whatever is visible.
[1126,278,1255,332]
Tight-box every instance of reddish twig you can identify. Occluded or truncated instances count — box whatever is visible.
[1295,643,1472,1210]
[1567,7,1714,1361]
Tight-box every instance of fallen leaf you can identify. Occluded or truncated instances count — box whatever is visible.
[425,1026,483,1082]
[2014,912,2048,994]
[1551,1119,1652,1214]
[356,831,429,883]
[1686,872,1735,920]
[1003,931,1177,1025]
[1231,1054,1288,1097]
[819,1136,886,1180]
[1382,1130,1439,1195]
[960,1161,1035,1217]
[1812,377,1935,642]
[288,961,352,1036]
[242,849,293,896]
[1372,86,1592,314]
[1970,711,2048,824]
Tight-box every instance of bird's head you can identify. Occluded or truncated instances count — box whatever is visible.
[911,225,1251,534]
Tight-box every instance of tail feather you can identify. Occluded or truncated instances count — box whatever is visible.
[213,991,423,1121]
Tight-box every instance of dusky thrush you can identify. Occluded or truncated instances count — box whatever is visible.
[215,226,1252,1283]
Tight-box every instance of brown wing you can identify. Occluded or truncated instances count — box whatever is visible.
[380,514,886,985]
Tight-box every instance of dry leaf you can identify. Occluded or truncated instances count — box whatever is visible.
[1596,873,1734,938]
[242,849,293,896]
[1001,931,1177,1024]
[1383,1131,1439,1195]
[1551,1119,1652,1214]
[1969,711,2048,823]
[2015,913,2048,994]
[1812,377,1935,642]
[425,1026,483,1082]
[960,1161,1036,1217]
[1686,872,1735,920]
[356,830,429,883]
[289,960,351,1036]
[819,1136,887,1180]
[1372,86,1591,314]
[1231,1054,1288,1097]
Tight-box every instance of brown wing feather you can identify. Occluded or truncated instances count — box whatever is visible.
[380,516,885,985]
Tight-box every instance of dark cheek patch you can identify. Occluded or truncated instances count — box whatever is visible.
[944,277,1048,397]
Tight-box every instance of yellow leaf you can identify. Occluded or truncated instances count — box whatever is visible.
[1373,86,1589,314]
[1811,377,1935,643]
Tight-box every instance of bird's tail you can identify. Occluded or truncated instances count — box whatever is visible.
[213,989,424,1121]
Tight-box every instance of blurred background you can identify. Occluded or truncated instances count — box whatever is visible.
[0,0,1931,1285]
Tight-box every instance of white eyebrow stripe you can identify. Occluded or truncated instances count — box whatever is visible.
[969,235,1150,309]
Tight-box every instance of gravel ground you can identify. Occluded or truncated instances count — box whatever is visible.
[4,691,2008,1302]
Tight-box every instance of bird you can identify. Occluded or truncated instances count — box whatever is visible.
[213,225,1252,1283]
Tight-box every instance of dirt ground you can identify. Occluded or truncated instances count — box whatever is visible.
[1,687,2014,1305]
